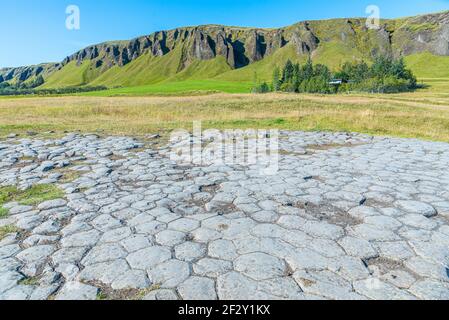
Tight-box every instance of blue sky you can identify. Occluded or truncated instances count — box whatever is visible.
[1,0,448,67]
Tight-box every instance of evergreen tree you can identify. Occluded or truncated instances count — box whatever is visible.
[371,56,393,82]
[313,64,331,80]
[282,59,294,83]
[303,57,314,81]
[292,63,301,92]
[354,61,370,82]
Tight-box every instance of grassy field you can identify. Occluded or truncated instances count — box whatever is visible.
[1,78,449,142]
[84,80,253,96]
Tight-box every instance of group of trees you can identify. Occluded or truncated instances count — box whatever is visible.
[252,55,418,94]
[253,59,334,94]
[335,56,417,93]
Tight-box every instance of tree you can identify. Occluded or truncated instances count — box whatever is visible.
[260,82,270,93]
[371,56,393,82]
[282,59,294,83]
[353,61,370,82]
[302,57,314,81]
[272,66,281,91]
[291,63,301,92]
[390,57,416,88]
[252,82,270,93]
[313,64,331,80]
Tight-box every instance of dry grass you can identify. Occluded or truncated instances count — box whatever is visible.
[1,89,449,142]
[0,225,20,240]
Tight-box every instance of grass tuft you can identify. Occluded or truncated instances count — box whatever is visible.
[133,284,162,300]
[0,207,9,219]
[58,170,83,183]
[0,225,20,240]
[96,291,108,301]
[19,277,40,286]
[0,184,64,207]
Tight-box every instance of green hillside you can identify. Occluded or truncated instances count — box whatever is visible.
[216,44,304,82]
[312,42,365,70]
[168,56,232,81]
[405,52,449,78]
[40,48,449,94]
[90,47,184,87]
[42,61,101,88]
[4,11,448,95]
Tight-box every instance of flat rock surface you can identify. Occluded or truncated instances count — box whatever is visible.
[1,131,449,300]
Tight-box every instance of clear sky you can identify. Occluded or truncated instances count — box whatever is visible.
[1,0,448,67]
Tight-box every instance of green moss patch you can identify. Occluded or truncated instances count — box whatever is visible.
[0,184,64,207]
[0,225,20,240]
[0,207,8,219]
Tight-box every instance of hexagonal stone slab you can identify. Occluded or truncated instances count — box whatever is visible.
[0,271,24,295]
[56,282,98,300]
[193,258,233,278]
[121,235,152,253]
[395,201,437,218]
[126,246,171,270]
[37,199,67,211]
[353,279,417,300]
[91,214,123,232]
[168,218,200,232]
[155,230,186,247]
[175,242,207,262]
[99,227,132,243]
[216,272,258,300]
[16,245,55,264]
[61,229,100,248]
[0,245,21,260]
[147,259,190,288]
[78,259,130,285]
[293,269,362,300]
[111,270,150,290]
[338,236,378,260]
[234,253,286,281]
[52,247,89,265]
[409,280,449,300]
[81,243,127,266]
[178,277,217,300]
[208,239,238,261]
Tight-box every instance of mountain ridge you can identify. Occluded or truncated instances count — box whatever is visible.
[2,10,449,88]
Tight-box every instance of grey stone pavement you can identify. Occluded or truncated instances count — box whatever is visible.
[0,131,449,300]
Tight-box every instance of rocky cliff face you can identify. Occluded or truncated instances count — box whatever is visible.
[391,11,449,56]
[0,63,60,83]
[2,11,449,85]
[52,22,327,73]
